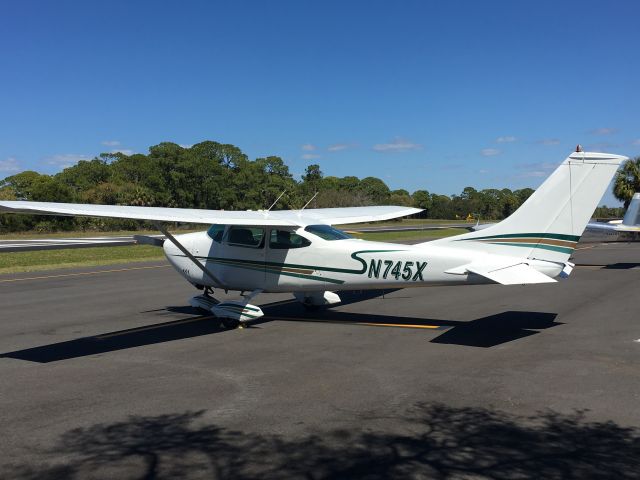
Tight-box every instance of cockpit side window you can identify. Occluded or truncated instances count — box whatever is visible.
[207,224,225,243]
[304,224,352,240]
[269,229,311,249]
[225,226,265,248]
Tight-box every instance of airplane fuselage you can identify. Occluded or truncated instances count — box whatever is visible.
[163,226,564,294]
[580,222,640,243]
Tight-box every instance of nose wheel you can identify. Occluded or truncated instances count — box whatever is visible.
[221,317,241,329]
[190,290,263,329]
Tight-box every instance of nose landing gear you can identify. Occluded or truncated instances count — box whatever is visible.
[189,289,264,329]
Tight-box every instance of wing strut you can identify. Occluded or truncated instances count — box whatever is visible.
[153,222,226,289]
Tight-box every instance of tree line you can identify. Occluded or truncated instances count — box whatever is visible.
[0,141,628,233]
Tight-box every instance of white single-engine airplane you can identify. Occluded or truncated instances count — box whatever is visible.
[581,192,640,242]
[0,151,627,328]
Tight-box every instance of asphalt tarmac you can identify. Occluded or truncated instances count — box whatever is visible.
[1,242,639,479]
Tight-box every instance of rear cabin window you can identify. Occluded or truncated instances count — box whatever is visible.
[269,230,311,249]
[304,224,352,241]
[225,226,265,248]
[207,224,225,243]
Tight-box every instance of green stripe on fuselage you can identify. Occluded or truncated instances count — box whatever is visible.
[172,254,345,284]
[457,232,580,242]
[486,241,574,254]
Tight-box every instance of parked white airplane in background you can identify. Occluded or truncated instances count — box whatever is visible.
[580,193,640,242]
[0,151,627,327]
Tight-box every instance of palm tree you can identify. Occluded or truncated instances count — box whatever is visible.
[613,157,640,208]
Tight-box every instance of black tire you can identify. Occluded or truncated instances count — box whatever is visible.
[221,317,240,329]
[302,303,321,311]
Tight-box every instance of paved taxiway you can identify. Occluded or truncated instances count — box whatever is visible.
[1,242,639,478]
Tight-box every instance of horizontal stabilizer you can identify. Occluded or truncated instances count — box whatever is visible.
[447,260,557,285]
[467,263,557,285]
[133,234,165,247]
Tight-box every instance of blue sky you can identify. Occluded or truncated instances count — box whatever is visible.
[1,0,638,205]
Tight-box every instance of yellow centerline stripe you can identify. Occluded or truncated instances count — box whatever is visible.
[575,245,597,250]
[0,264,170,283]
[357,322,440,329]
[68,311,443,341]
[274,316,441,329]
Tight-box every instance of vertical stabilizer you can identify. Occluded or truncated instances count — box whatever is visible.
[622,193,640,226]
[428,151,628,263]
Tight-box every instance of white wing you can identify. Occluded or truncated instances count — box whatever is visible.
[0,201,422,226]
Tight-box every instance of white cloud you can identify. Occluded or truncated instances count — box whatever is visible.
[518,161,557,171]
[589,127,618,136]
[110,149,134,155]
[496,136,517,143]
[373,138,422,152]
[0,157,20,173]
[301,144,316,151]
[101,140,121,146]
[515,161,558,178]
[480,148,501,156]
[478,169,489,174]
[45,153,92,169]
[327,143,354,152]
[537,138,561,146]
[301,153,321,160]
[179,144,193,149]
[517,170,548,178]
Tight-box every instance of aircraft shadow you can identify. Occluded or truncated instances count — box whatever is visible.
[602,262,640,269]
[0,290,559,362]
[271,308,560,348]
[429,311,560,347]
[0,315,229,363]
[0,291,398,363]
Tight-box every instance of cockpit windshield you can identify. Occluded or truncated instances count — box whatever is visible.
[207,224,225,242]
[304,224,352,241]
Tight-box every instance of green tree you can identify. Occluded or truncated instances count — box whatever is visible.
[613,157,640,208]
[411,190,432,217]
[1,171,47,199]
[57,158,111,192]
[302,164,323,183]
[358,177,390,204]
[388,189,412,206]
[499,188,519,218]
[430,194,453,219]
[30,177,73,202]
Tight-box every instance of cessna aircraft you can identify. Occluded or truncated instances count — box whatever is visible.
[580,192,640,242]
[0,150,627,328]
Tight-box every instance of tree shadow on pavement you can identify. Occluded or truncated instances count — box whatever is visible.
[3,402,639,479]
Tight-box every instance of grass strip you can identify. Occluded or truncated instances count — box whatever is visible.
[0,245,166,274]
[0,229,197,240]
